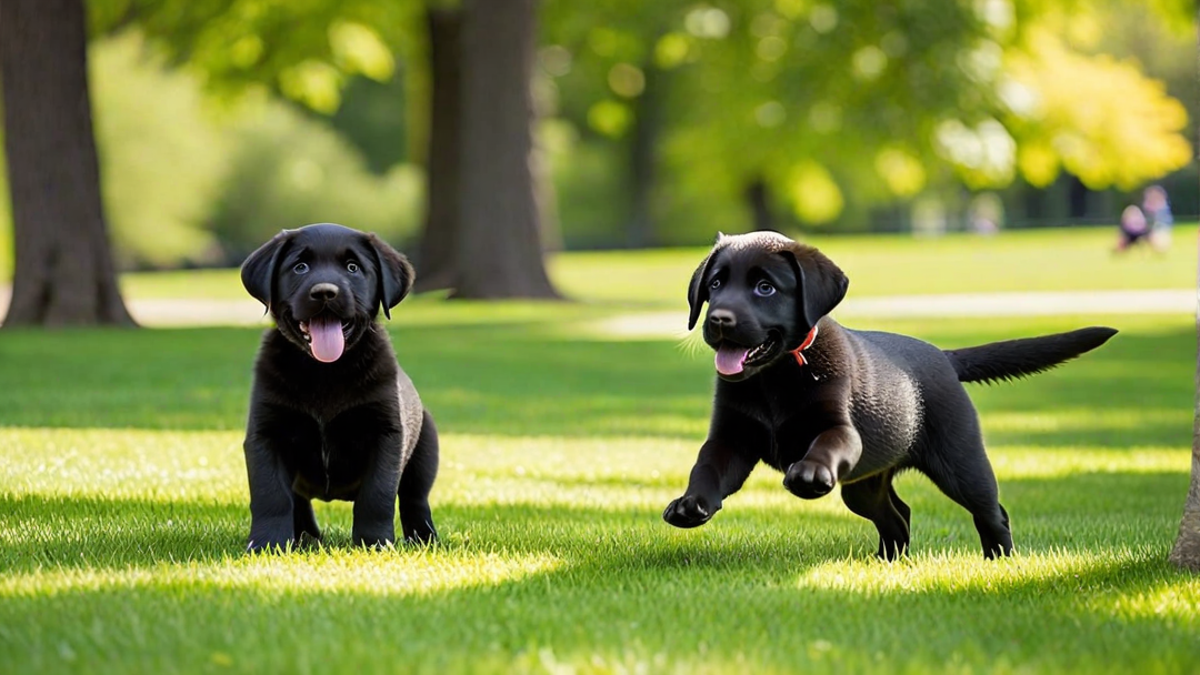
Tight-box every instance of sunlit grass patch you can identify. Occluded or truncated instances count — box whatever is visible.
[1101,579,1200,625]
[986,445,1188,480]
[0,547,563,599]
[798,547,1171,596]
[982,407,1191,438]
[0,427,244,499]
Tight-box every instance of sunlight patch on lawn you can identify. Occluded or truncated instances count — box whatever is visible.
[982,408,1190,435]
[0,548,562,599]
[0,428,244,500]
[796,547,1162,597]
[1098,579,1200,625]
[988,446,1188,480]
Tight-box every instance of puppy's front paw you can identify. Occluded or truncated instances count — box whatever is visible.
[403,523,438,546]
[663,495,716,528]
[246,536,294,554]
[353,533,396,550]
[246,521,295,554]
[353,517,397,549]
[783,460,835,499]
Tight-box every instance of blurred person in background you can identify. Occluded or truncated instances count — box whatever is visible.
[1114,204,1149,252]
[1143,185,1173,251]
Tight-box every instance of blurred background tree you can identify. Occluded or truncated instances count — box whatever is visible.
[0,0,1194,308]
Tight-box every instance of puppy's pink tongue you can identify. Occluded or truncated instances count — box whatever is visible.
[715,345,749,376]
[308,316,345,363]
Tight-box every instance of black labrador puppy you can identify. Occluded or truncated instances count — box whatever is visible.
[239,223,438,552]
[663,231,1116,559]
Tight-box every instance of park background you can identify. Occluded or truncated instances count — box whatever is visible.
[1,1,1199,674]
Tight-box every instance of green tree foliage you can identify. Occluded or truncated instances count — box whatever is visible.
[546,0,1011,231]
[543,0,1193,240]
[89,0,435,168]
[1002,26,1191,191]
[78,0,1191,252]
[1,26,424,275]
[90,0,418,114]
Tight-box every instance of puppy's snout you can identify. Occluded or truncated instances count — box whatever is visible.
[309,282,339,302]
[708,309,737,328]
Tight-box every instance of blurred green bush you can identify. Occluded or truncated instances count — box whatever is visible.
[91,31,229,269]
[209,99,423,263]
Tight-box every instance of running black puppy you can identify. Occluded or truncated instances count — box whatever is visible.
[663,231,1116,559]
[240,223,438,552]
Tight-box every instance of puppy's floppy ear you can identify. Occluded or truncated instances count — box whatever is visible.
[241,230,293,312]
[782,243,848,330]
[365,233,414,319]
[687,237,726,330]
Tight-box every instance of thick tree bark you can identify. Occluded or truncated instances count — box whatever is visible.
[1169,12,1200,569]
[1169,378,1200,570]
[0,0,134,327]
[413,6,463,293]
[453,0,558,299]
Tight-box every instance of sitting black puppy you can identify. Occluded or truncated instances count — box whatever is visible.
[663,231,1116,559]
[239,223,438,552]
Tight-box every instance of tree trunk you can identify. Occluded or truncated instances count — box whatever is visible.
[1168,225,1200,570]
[1169,361,1200,570]
[0,0,134,327]
[1169,13,1200,569]
[745,177,774,232]
[626,62,661,248]
[413,6,463,293]
[453,0,559,299]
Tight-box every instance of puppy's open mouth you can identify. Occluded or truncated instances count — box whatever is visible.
[298,314,351,363]
[714,333,781,376]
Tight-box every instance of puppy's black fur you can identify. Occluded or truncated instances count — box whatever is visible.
[664,231,1116,559]
[240,223,438,552]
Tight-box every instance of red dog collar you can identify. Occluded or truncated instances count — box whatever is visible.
[790,325,819,367]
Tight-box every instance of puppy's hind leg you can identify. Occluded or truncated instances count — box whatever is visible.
[840,471,910,561]
[399,410,439,543]
[921,442,1013,559]
[889,481,911,529]
[293,495,322,545]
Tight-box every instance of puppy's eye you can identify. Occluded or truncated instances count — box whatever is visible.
[754,281,776,297]
[293,262,309,275]
[346,261,360,274]
[709,278,721,290]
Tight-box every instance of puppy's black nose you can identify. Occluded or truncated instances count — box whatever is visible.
[309,283,339,302]
[708,309,736,328]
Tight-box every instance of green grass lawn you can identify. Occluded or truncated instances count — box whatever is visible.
[2,228,1199,673]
